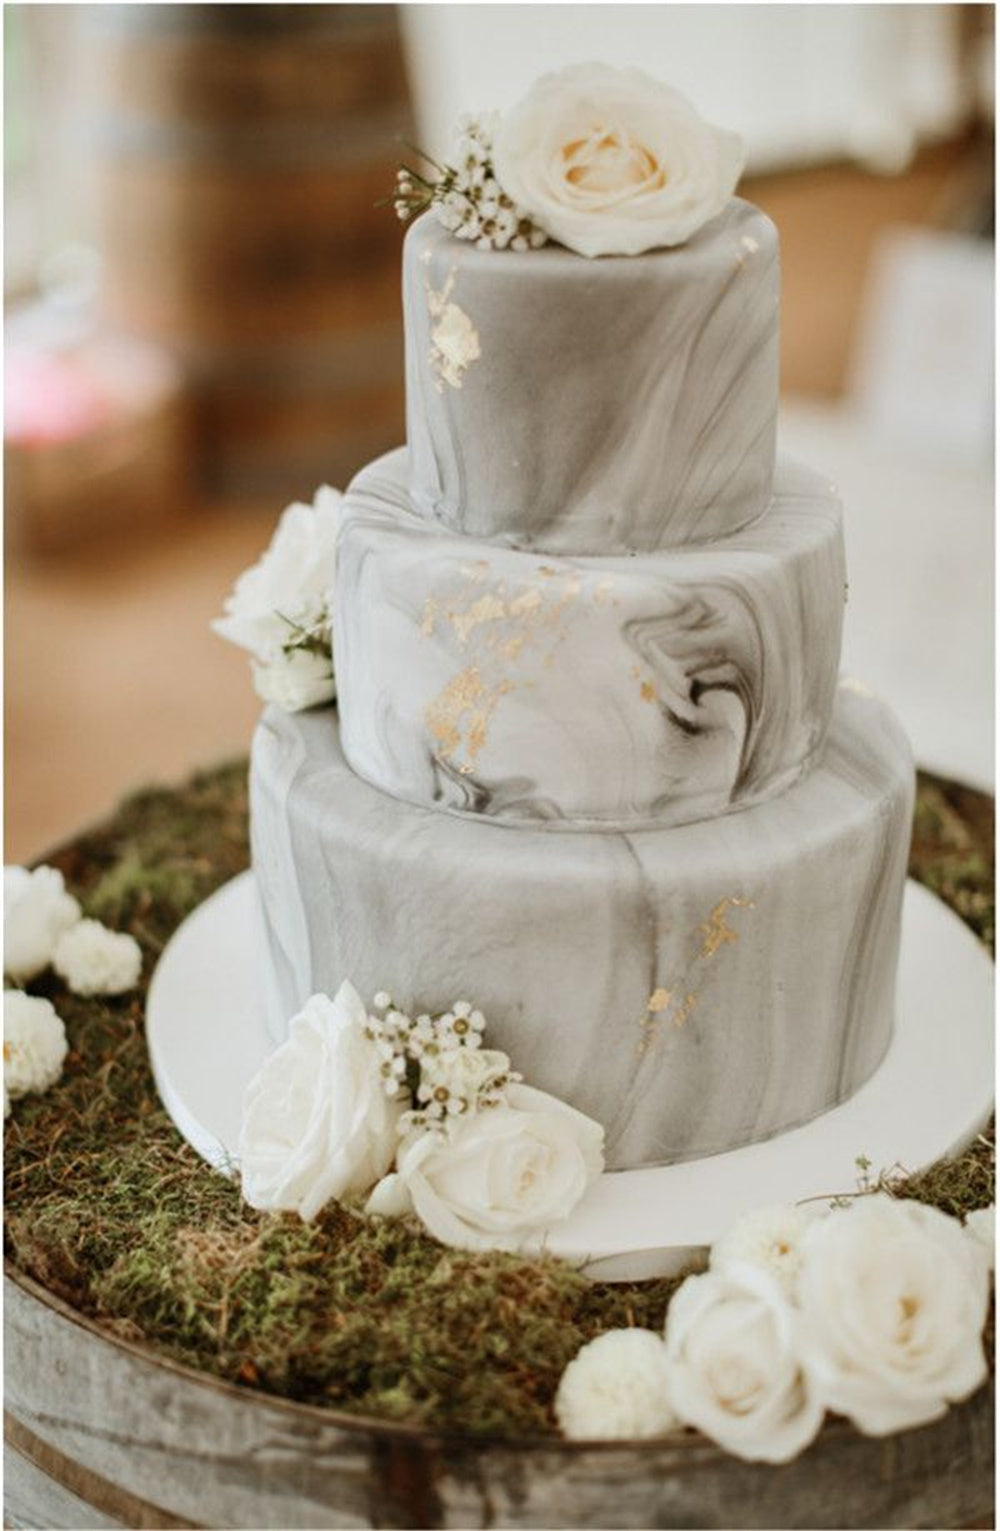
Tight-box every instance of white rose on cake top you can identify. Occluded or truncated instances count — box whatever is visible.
[213,485,341,712]
[367,1082,604,1254]
[493,64,745,257]
[796,1193,990,1435]
[239,982,403,1220]
[4,865,81,983]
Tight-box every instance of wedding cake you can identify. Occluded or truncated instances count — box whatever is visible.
[237,67,914,1176]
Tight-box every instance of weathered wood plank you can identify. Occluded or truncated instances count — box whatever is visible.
[4,1267,994,1530]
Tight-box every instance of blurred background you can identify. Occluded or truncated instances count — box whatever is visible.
[5,2,994,861]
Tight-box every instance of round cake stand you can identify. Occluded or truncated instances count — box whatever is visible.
[147,875,994,1282]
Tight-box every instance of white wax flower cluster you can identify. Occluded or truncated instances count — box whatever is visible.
[394,115,548,254]
[212,486,342,713]
[556,1194,993,1460]
[238,980,604,1252]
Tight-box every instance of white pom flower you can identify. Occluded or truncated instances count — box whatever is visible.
[797,1194,990,1436]
[964,1205,995,1269]
[4,865,81,983]
[664,1262,824,1463]
[252,647,336,714]
[212,485,342,665]
[4,990,68,1098]
[239,982,404,1221]
[494,63,744,257]
[367,1082,603,1253]
[711,1202,826,1297]
[52,919,142,997]
[556,1329,678,1440]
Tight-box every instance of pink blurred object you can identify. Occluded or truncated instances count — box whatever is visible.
[5,349,114,446]
[4,332,191,557]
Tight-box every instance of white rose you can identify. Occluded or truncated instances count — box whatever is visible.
[4,990,68,1098]
[711,1202,826,1298]
[664,1263,824,1463]
[964,1205,995,1270]
[494,64,745,258]
[239,981,403,1220]
[252,648,336,714]
[367,1082,604,1253]
[4,865,81,983]
[212,485,341,663]
[52,918,142,996]
[556,1329,678,1440]
[797,1194,990,1435]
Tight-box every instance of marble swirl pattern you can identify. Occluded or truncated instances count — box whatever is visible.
[333,449,847,831]
[250,685,915,1170]
[403,200,779,554]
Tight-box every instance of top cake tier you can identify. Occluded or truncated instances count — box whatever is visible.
[403,199,779,555]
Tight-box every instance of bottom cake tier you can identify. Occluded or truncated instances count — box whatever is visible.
[250,684,914,1171]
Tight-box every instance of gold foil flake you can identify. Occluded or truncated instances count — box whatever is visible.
[420,597,439,637]
[647,988,672,1014]
[640,681,657,704]
[673,993,699,1029]
[426,270,481,392]
[450,592,508,645]
[697,897,754,960]
[509,587,542,617]
[425,666,511,770]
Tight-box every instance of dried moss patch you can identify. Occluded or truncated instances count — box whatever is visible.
[4,760,995,1436]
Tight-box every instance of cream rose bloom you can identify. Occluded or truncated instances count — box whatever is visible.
[4,865,81,984]
[212,485,341,665]
[797,1194,990,1436]
[556,1328,678,1440]
[252,648,336,714]
[664,1262,824,1463]
[367,1082,604,1252]
[239,982,403,1221]
[4,990,69,1099]
[964,1205,995,1270]
[494,64,745,258]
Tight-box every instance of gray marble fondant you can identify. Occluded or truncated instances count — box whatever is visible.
[251,686,914,1171]
[403,202,779,554]
[335,449,846,830]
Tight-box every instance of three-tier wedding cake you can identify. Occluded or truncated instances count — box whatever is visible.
[234,66,914,1181]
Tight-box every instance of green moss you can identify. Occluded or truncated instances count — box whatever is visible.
[4,762,995,1436]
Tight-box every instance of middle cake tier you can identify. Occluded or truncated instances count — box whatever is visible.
[334,448,847,831]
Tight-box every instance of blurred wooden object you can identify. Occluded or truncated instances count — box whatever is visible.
[88,4,412,501]
[4,335,190,557]
[745,134,989,398]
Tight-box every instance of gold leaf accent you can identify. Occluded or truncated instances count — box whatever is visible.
[647,987,672,1014]
[640,681,657,703]
[697,897,754,960]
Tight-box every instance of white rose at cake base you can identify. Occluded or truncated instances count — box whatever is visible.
[494,64,745,257]
[239,983,403,1221]
[796,1194,990,1435]
[664,1262,824,1464]
[367,1083,605,1254]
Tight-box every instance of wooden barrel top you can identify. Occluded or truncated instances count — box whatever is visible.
[5,1261,994,1530]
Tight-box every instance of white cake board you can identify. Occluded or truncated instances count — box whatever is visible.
[147,875,994,1281]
